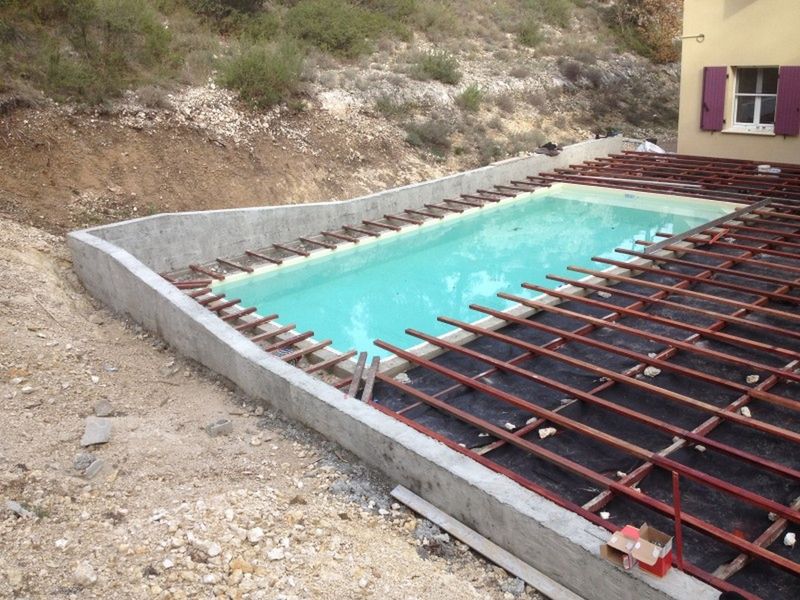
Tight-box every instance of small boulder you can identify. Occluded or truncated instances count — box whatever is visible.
[205,418,233,437]
[94,399,114,417]
[80,417,112,447]
[73,562,97,587]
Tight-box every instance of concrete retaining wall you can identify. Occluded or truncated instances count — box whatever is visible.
[67,138,718,600]
[87,137,625,272]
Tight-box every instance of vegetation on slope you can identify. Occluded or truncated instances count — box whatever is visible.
[0,0,682,108]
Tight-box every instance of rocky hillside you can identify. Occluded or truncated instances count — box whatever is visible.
[0,0,681,233]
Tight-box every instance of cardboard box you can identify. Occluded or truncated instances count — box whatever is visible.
[600,523,673,577]
[636,523,673,577]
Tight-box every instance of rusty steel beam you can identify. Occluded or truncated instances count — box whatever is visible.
[189,264,225,280]
[373,347,800,576]
[304,350,357,374]
[280,339,332,362]
[216,257,253,273]
[502,289,800,385]
[264,331,314,352]
[406,325,800,481]
[245,249,282,265]
[250,322,296,343]
[363,219,400,231]
[273,243,310,257]
[322,230,360,243]
[234,314,279,331]
[595,254,800,304]
[300,236,337,250]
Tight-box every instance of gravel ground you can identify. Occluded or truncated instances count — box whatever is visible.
[0,216,541,599]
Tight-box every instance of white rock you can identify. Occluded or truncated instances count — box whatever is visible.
[599,511,611,520]
[206,542,221,557]
[597,290,612,299]
[250,436,262,447]
[247,527,264,544]
[503,422,516,431]
[73,562,97,587]
[739,406,752,418]
[162,558,174,570]
[224,508,235,522]
[267,547,285,561]
[21,386,34,395]
[643,366,661,378]
[746,374,760,384]
[90,375,100,384]
[784,532,796,548]
[538,427,557,440]
[55,538,69,550]
[202,574,217,584]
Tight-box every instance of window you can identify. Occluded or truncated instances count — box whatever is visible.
[733,67,778,131]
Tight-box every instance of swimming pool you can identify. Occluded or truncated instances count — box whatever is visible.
[215,183,736,358]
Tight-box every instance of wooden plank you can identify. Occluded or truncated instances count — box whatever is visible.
[360,356,380,403]
[390,486,584,600]
[348,352,368,397]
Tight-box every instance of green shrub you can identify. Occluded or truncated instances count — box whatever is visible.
[456,83,482,112]
[410,50,461,85]
[404,117,453,155]
[517,18,544,47]
[219,38,305,108]
[533,0,573,28]
[186,0,263,19]
[239,10,280,41]
[361,0,418,20]
[374,94,414,118]
[286,0,400,58]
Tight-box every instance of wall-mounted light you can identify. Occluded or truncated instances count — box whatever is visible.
[680,33,706,43]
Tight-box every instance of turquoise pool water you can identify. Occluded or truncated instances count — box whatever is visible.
[215,184,733,358]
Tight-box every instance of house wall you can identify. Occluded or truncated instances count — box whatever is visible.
[677,0,800,163]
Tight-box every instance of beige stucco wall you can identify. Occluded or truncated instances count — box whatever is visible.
[677,0,800,163]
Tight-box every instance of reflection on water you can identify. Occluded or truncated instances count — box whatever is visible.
[217,191,731,357]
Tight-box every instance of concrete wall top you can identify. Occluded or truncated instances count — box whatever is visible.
[78,137,624,272]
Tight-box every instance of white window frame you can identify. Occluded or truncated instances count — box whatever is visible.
[732,66,778,133]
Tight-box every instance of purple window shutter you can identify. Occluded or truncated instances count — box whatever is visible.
[700,66,727,131]
[776,66,800,136]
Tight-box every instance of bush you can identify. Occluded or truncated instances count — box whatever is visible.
[286,0,400,58]
[219,38,305,108]
[404,117,453,155]
[524,0,572,28]
[374,94,413,118]
[558,58,582,82]
[456,83,482,112]
[361,0,418,20]
[186,0,263,19]
[494,94,516,114]
[517,18,544,47]
[613,0,681,63]
[410,50,461,85]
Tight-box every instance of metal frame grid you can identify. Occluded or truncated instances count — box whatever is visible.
[364,152,800,599]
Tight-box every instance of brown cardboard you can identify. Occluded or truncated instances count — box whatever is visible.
[633,523,674,566]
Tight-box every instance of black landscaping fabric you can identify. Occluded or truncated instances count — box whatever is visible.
[372,230,800,598]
